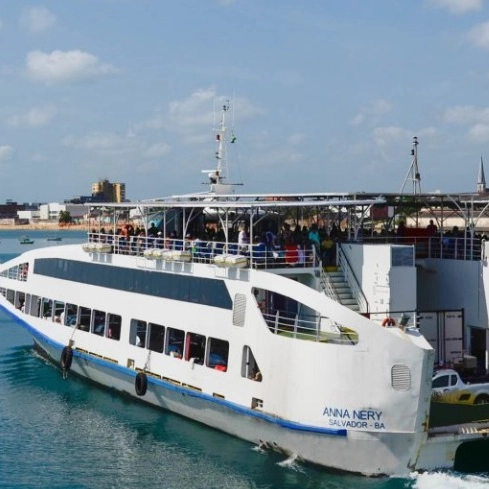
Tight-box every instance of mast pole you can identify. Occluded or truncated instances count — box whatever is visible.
[400,136,422,196]
[215,102,229,185]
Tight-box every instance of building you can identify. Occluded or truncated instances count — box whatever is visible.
[91,179,126,203]
[39,203,86,222]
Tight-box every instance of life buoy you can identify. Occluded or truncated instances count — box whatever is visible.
[135,372,148,396]
[60,346,73,371]
[382,317,396,327]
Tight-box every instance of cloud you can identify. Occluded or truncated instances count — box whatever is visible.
[130,88,261,141]
[168,87,261,127]
[62,132,124,151]
[26,50,118,85]
[443,105,489,124]
[372,126,412,147]
[0,145,14,162]
[468,123,489,142]
[468,22,489,50]
[372,126,436,148]
[7,105,57,127]
[20,6,56,33]
[142,142,171,158]
[287,133,305,145]
[429,0,482,14]
[351,99,392,127]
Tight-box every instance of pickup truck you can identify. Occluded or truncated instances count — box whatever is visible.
[432,368,489,405]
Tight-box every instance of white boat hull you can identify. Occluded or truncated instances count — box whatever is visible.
[31,333,423,476]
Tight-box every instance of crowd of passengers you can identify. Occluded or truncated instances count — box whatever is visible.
[360,220,486,260]
[89,218,488,265]
[89,221,342,266]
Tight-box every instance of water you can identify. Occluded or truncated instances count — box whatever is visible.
[0,232,488,488]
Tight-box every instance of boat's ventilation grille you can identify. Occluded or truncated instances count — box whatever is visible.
[233,294,247,327]
[391,364,411,391]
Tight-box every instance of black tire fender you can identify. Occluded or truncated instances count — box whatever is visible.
[60,346,73,372]
[135,372,148,396]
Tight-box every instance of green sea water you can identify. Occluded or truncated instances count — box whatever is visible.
[0,234,488,488]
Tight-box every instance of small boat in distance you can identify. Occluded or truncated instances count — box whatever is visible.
[19,236,34,245]
[47,236,62,242]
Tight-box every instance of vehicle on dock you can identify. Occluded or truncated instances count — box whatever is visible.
[432,368,489,405]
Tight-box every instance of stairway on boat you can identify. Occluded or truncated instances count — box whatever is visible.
[320,267,360,312]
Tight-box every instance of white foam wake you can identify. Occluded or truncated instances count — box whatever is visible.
[412,471,489,489]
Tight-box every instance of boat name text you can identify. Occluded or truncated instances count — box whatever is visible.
[323,407,385,430]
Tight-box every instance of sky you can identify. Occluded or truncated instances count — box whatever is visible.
[2,0,489,203]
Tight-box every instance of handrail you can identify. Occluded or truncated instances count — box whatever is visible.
[261,310,358,345]
[85,232,319,270]
[337,244,369,314]
[318,267,340,302]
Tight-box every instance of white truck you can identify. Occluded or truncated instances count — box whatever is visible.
[432,368,489,405]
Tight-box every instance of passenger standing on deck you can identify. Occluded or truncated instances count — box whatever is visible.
[238,225,249,252]
[148,221,158,237]
[308,223,320,251]
[427,219,437,236]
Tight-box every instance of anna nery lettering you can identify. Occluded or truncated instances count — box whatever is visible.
[323,407,382,421]
[323,407,386,430]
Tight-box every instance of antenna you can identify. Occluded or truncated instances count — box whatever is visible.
[201,101,234,194]
[400,136,422,195]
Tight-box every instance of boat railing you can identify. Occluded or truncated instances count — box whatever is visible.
[337,245,369,314]
[86,232,319,269]
[359,235,482,261]
[318,268,340,302]
[262,310,358,344]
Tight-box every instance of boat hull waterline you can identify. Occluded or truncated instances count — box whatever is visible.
[10,316,425,477]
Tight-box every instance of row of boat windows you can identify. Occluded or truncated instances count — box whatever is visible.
[34,258,233,310]
[0,263,28,282]
[1,261,359,347]
[1,287,262,380]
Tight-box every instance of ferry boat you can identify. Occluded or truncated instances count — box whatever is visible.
[1,104,489,476]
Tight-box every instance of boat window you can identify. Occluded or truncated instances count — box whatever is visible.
[27,294,40,317]
[79,306,91,331]
[166,328,184,358]
[108,314,122,341]
[5,288,14,305]
[64,303,78,326]
[15,291,25,311]
[206,338,229,372]
[19,263,29,281]
[41,298,53,319]
[34,258,233,310]
[241,345,262,382]
[148,323,165,353]
[92,309,106,336]
[185,332,206,364]
[254,287,358,345]
[53,300,64,323]
[391,247,414,267]
[130,319,147,347]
